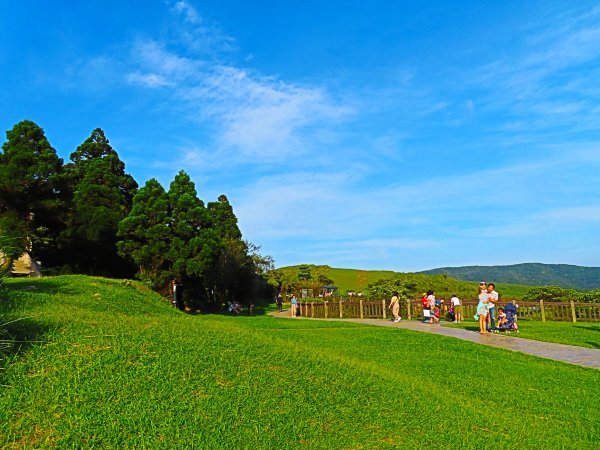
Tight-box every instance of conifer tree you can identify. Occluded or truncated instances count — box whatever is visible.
[117,179,171,288]
[166,171,221,303]
[62,128,137,275]
[0,120,65,265]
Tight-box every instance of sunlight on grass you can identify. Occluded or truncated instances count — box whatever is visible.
[1,276,599,448]
[444,319,600,348]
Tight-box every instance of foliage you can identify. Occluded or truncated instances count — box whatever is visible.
[117,179,171,289]
[61,128,137,276]
[522,285,600,303]
[0,119,272,308]
[117,172,273,309]
[363,275,417,301]
[0,120,66,262]
[0,275,599,448]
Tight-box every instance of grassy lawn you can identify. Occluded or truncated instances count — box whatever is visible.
[443,319,600,349]
[1,276,599,449]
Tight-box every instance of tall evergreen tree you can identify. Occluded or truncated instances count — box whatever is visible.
[0,120,65,266]
[207,194,273,306]
[62,128,137,276]
[117,179,171,288]
[207,195,242,240]
[166,171,221,303]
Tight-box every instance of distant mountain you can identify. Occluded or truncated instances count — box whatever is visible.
[419,263,600,290]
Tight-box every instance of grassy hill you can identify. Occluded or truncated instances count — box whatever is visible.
[1,276,599,448]
[275,265,533,299]
[420,263,600,290]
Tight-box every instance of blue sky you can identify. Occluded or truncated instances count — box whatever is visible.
[1,1,599,271]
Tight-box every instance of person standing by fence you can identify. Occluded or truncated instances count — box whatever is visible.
[389,291,401,323]
[486,283,498,331]
[477,282,489,334]
[450,294,462,323]
[290,294,298,318]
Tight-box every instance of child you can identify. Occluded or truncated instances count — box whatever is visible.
[447,305,455,322]
[497,308,507,328]
[433,306,440,323]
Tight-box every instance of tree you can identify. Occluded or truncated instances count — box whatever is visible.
[0,120,66,266]
[207,195,242,240]
[166,171,220,304]
[363,276,417,301]
[62,128,137,276]
[117,179,171,288]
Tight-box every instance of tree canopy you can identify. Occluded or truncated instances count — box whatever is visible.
[1,120,273,309]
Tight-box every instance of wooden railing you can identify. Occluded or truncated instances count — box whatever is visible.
[295,299,600,322]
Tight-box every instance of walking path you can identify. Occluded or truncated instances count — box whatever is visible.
[270,311,600,369]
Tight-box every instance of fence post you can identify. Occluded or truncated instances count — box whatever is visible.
[339,299,343,318]
[324,301,328,319]
[360,299,364,319]
[540,299,546,322]
[311,302,314,318]
[407,299,412,320]
[382,300,386,319]
[570,300,576,323]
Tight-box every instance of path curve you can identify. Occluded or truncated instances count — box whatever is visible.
[270,310,600,369]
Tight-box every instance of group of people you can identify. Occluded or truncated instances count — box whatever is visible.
[476,282,506,334]
[419,291,464,324]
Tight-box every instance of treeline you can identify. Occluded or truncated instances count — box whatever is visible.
[0,120,273,309]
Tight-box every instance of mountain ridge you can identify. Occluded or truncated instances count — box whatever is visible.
[419,263,600,290]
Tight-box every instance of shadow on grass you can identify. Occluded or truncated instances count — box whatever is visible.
[4,277,73,293]
[1,318,50,386]
[1,317,49,358]
[186,305,276,317]
[575,325,600,333]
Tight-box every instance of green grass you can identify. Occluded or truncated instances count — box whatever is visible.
[444,319,600,349]
[1,276,599,448]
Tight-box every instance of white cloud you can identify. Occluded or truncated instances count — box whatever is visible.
[127,72,173,88]
[172,0,200,24]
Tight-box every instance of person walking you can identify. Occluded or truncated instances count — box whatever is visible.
[389,291,401,323]
[450,294,462,323]
[486,283,499,332]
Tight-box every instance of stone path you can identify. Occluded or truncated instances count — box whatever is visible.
[270,311,600,369]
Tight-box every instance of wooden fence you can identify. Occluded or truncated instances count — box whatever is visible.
[295,299,600,322]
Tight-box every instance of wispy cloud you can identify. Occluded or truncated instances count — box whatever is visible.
[124,31,353,164]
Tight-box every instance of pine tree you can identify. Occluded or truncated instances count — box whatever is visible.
[117,178,171,288]
[0,120,65,265]
[166,171,220,304]
[62,128,138,275]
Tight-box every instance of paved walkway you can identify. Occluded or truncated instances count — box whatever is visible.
[270,311,600,369]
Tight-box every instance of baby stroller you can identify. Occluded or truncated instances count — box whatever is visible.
[497,303,519,333]
[446,306,456,322]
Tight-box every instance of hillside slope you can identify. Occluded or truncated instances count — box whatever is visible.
[274,265,532,299]
[420,263,600,290]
